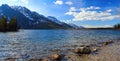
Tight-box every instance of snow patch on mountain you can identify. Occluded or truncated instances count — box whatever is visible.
[11,6,34,20]
[47,16,63,24]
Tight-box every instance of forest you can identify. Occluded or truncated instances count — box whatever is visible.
[0,16,19,32]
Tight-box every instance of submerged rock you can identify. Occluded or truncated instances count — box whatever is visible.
[74,46,91,54]
[103,40,113,46]
[51,53,60,60]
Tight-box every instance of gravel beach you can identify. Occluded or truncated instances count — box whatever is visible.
[66,40,120,61]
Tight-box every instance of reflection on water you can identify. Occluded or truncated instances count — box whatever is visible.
[0,30,120,60]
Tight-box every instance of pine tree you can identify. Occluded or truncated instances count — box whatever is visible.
[114,24,120,29]
[8,16,18,31]
[0,16,7,32]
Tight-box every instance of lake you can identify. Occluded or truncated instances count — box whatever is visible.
[0,30,120,60]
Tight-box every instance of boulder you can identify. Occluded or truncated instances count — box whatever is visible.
[80,45,90,47]
[91,47,99,52]
[51,53,60,60]
[92,48,98,52]
[74,46,91,54]
[5,58,17,61]
[103,40,113,46]
[42,58,50,61]
[29,59,42,61]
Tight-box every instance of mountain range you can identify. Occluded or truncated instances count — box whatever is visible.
[0,4,83,29]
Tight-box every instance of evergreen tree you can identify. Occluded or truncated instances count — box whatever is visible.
[114,24,120,29]
[8,16,18,31]
[0,16,7,32]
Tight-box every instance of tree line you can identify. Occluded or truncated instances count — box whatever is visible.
[0,15,19,32]
[114,23,120,30]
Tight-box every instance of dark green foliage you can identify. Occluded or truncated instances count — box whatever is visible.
[0,16,7,32]
[0,15,19,32]
[114,24,120,29]
[8,17,19,31]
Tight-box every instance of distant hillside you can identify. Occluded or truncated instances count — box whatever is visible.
[0,4,77,29]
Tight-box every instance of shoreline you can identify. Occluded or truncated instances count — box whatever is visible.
[4,39,120,61]
[64,39,120,61]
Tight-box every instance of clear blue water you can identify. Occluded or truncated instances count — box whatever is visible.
[0,30,120,60]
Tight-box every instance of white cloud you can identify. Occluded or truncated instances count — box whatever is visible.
[87,6,101,10]
[106,9,112,12]
[65,1,73,5]
[70,7,76,11]
[79,6,101,11]
[65,7,77,15]
[3,0,29,4]
[21,0,29,4]
[54,0,73,5]
[83,25,112,28]
[54,0,63,5]
[65,6,120,21]
[12,0,17,2]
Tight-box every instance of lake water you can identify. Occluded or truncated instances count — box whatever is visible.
[0,30,120,60]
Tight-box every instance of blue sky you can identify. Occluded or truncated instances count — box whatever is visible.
[0,0,120,28]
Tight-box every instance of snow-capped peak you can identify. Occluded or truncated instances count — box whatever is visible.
[11,6,34,20]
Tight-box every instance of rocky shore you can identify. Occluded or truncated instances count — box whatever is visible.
[5,39,120,61]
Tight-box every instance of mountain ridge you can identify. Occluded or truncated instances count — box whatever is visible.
[0,4,82,29]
